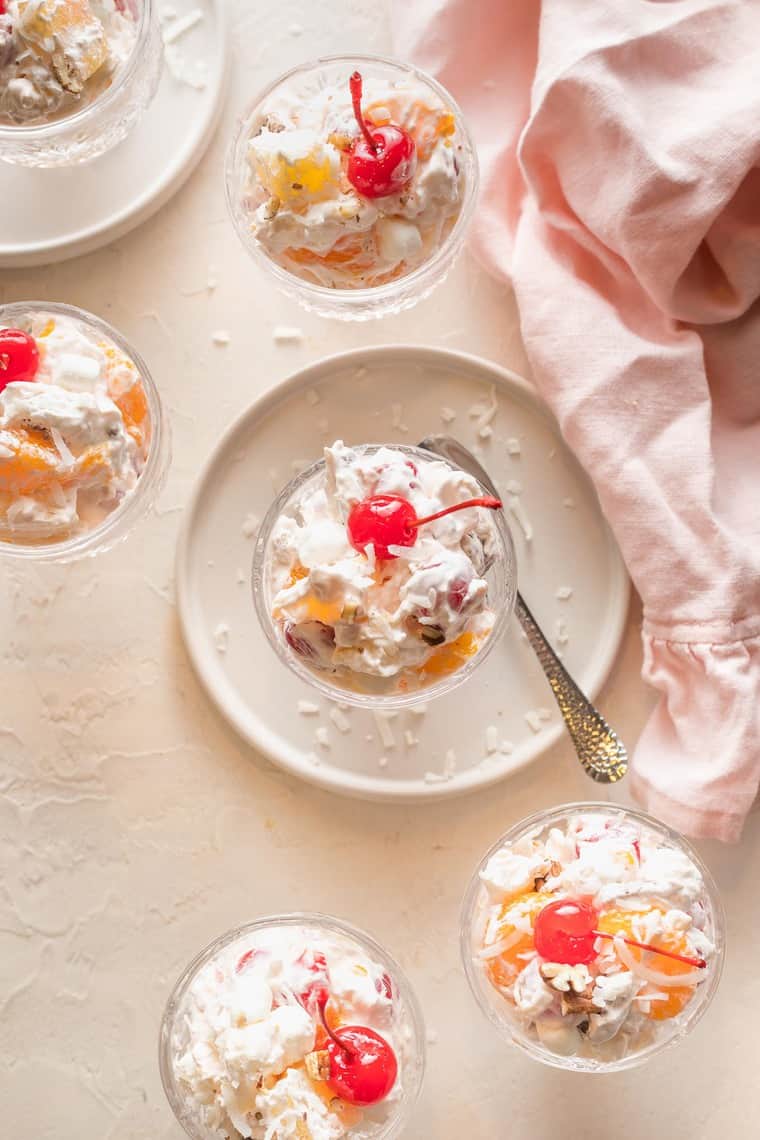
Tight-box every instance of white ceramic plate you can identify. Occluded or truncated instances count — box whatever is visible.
[0,0,226,268]
[176,346,629,802]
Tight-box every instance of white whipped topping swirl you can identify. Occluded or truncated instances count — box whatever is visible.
[0,0,137,127]
[243,73,465,288]
[0,311,150,542]
[473,809,720,1064]
[168,925,416,1140]
[265,441,499,695]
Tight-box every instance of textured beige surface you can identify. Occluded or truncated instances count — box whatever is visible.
[1,2,758,1138]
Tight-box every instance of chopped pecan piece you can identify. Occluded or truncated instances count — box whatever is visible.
[540,962,591,994]
[305,1049,331,1082]
[560,986,600,1017]
[533,860,562,890]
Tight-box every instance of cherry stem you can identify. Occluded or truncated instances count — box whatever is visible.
[319,1000,355,1058]
[349,70,378,154]
[593,930,706,969]
[412,496,502,530]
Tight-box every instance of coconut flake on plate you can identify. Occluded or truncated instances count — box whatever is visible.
[213,622,230,654]
[273,326,305,345]
[373,711,396,750]
[329,707,351,734]
[297,701,320,716]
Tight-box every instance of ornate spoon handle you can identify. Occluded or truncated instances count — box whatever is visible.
[418,432,627,784]
[515,592,627,782]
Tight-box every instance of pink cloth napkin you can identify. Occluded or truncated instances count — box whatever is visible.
[394,0,760,841]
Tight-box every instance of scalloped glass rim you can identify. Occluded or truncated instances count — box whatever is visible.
[158,911,427,1140]
[0,300,170,562]
[251,443,517,710]
[460,801,727,1074]
[224,53,480,320]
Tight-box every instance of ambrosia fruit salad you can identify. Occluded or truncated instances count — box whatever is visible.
[0,0,138,126]
[0,309,151,544]
[237,65,468,289]
[161,919,423,1140]
[256,441,507,699]
[463,806,723,1069]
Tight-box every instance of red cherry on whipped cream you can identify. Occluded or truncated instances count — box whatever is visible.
[308,965,399,1106]
[346,70,416,199]
[324,1024,398,1106]
[347,492,502,562]
[534,899,599,965]
[534,898,707,969]
[0,328,39,392]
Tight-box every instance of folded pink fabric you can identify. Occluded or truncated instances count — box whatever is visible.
[394,0,760,840]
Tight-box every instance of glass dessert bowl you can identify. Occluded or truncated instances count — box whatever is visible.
[252,441,516,709]
[461,803,725,1073]
[225,53,479,320]
[159,913,426,1140]
[0,0,162,166]
[0,301,169,561]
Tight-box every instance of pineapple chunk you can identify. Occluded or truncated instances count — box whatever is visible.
[19,0,108,94]
[249,128,341,207]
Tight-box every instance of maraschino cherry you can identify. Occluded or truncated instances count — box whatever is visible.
[323,1023,398,1106]
[346,71,416,199]
[0,328,39,393]
[534,898,707,969]
[317,999,398,1106]
[306,969,398,1106]
[347,493,502,561]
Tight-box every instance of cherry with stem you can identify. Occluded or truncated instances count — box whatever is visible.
[348,492,502,561]
[533,898,706,969]
[346,70,416,200]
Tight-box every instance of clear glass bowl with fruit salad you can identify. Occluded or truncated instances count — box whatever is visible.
[225,54,479,320]
[252,441,516,709]
[159,913,426,1140]
[460,802,726,1073]
[0,301,169,561]
[0,0,162,167]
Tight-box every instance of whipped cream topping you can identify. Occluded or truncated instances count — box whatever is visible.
[169,924,416,1140]
[0,311,150,542]
[472,810,719,1063]
[242,72,465,288]
[265,441,499,695]
[0,0,137,127]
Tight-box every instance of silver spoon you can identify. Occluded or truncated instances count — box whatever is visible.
[419,433,628,783]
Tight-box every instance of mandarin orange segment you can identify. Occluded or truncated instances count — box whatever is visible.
[485,889,553,986]
[70,443,114,485]
[301,596,343,625]
[308,1076,364,1128]
[419,630,479,677]
[111,379,150,451]
[597,906,696,1021]
[287,563,309,586]
[0,428,61,494]
[287,236,368,268]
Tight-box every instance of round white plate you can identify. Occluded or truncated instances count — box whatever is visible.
[0,0,226,268]
[176,346,630,802]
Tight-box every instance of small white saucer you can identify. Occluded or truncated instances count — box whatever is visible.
[176,346,630,802]
[0,0,226,268]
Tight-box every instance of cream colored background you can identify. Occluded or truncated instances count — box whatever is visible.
[1,2,757,1137]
